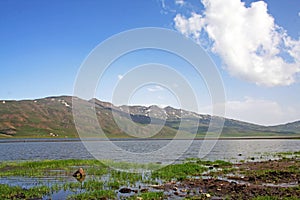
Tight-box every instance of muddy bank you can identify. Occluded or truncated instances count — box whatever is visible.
[154,178,299,199]
[149,157,300,199]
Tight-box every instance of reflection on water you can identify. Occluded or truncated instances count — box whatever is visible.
[0,139,299,163]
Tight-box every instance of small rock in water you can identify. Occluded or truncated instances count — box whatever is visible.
[73,168,86,182]
[140,188,149,193]
[73,168,85,177]
[238,153,242,156]
[150,184,164,189]
[119,187,132,193]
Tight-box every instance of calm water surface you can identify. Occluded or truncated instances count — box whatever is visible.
[0,139,299,163]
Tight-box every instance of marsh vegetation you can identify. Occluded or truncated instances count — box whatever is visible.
[0,151,299,199]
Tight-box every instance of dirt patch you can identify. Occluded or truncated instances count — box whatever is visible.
[149,158,300,199]
[230,158,300,185]
[150,178,300,199]
[237,158,299,171]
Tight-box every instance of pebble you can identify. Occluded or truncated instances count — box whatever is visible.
[206,193,211,197]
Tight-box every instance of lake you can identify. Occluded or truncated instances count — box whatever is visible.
[1,139,299,163]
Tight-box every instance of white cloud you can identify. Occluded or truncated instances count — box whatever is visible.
[161,0,166,9]
[201,97,300,125]
[298,12,300,17]
[174,12,204,40]
[174,0,300,87]
[147,85,164,92]
[159,0,176,14]
[117,75,123,80]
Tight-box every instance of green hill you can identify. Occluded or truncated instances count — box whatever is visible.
[0,96,299,138]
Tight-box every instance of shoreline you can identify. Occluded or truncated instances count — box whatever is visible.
[0,136,299,143]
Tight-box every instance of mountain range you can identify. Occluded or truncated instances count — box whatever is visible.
[0,95,299,138]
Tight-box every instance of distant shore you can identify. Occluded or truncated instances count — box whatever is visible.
[0,136,299,143]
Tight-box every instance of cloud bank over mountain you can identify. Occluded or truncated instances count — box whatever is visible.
[174,0,300,86]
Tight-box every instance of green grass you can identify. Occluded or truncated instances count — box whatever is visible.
[0,184,50,199]
[276,151,300,156]
[152,162,207,181]
[195,159,232,167]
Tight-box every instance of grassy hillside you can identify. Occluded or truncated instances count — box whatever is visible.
[0,96,299,138]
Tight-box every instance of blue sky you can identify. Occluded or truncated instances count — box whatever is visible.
[1,0,300,125]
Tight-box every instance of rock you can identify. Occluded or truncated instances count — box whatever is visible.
[49,132,58,137]
[73,168,86,182]
[150,184,164,189]
[73,168,85,178]
[140,188,149,193]
[211,197,223,200]
[119,188,132,193]
[238,153,242,156]
[76,175,86,182]
[0,128,17,135]
[205,193,211,197]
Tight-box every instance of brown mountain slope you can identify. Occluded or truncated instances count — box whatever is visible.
[0,96,299,138]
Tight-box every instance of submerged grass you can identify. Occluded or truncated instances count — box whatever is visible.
[129,191,164,200]
[0,159,105,177]
[0,184,50,199]
[0,158,212,199]
[0,159,159,199]
[67,190,115,200]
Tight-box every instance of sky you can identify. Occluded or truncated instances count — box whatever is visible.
[0,0,300,126]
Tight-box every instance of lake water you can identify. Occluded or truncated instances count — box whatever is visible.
[0,139,299,199]
[1,139,299,163]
